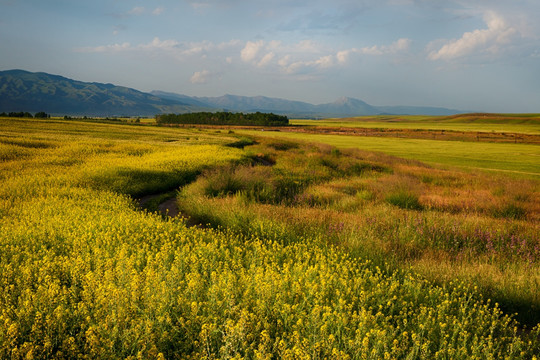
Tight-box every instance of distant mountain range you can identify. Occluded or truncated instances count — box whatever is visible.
[150,91,462,117]
[0,70,208,116]
[0,70,463,117]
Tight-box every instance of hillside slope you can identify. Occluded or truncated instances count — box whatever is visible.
[0,70,203,116]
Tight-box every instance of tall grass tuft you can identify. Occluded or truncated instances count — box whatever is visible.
[495,203,527,220]
[386,190,423,210]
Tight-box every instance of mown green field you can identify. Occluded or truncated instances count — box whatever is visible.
[1,117,539,359]
[240,130,540,178]
[292,114,540,135]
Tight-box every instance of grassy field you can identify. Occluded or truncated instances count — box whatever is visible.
[239,130,540,178]
[292,113,540,135]
[1,117,539,358]
[177,136,540,325]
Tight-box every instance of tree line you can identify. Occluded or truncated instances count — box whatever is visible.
[0,111,50,118]
[156,111,289,126]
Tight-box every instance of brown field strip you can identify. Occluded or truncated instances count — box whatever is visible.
[161,123,540,144]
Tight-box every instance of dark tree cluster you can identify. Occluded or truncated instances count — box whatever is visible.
[0,111,50,118]
[156,111,289,126]
[34,112,51,119]
[0,112,34,118]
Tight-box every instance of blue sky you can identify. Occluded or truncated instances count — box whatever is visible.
[1,0,539,112]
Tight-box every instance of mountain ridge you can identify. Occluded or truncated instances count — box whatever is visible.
[0,70,464,117]
[0,70,207,116]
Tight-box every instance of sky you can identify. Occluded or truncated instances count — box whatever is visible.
[1,0,539,112]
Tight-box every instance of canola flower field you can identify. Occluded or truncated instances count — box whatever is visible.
[0,117,539,359]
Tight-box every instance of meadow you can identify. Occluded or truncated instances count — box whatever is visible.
[291,114,540,135]
[239,130,540,178]
[0,117,539,359]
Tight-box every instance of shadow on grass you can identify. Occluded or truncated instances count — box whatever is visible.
[90,168,199,198]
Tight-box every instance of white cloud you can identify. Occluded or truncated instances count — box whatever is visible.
[125,6,164,17]
[336,38,411,64]
[76,42,132,53]
[278,55,291,67]
[428,12,519,61]
[76,36,410,78]
[152,7,164,15]
[218,39,242,50]
[75,38,235,58]
[267,40,282,50]
[240,40,265,62]
[128,6,145,15]
[314,55,334,68]
[241,39,329,65]
[257,52,275,67]
[385,38,411,52]
[180,40,213,56]
[139,37,180,51]
[283,55,335,74]
[240,40,329,73]
[237,38,410,75]
[190,70,211,84]
[359,38,411,56]
[295,40,320,53]
[191,2,210,11]
[336,50,351,64]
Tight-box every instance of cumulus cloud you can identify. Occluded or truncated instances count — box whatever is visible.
[337,38,411,63]
[238,38,411,75]
[240,39,330,66]
[314,55,334,68]
[336,50,351,64]
[428,12,519,61]
[240,40,265,62]
[240,39,331,73]
[257,52,275,67]
[76,36,411,78]
[180,40,213,56]
[190,70,211,84]
[283,55,335,74]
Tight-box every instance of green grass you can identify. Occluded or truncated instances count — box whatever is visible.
[0,117,235,144]
[385,190,423,210]
[292,114,540,134]
[239,130,540,178]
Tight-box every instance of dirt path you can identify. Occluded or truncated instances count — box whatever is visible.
[138,194,179,217]
[138,194,204,227]
[156,197,179,217]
